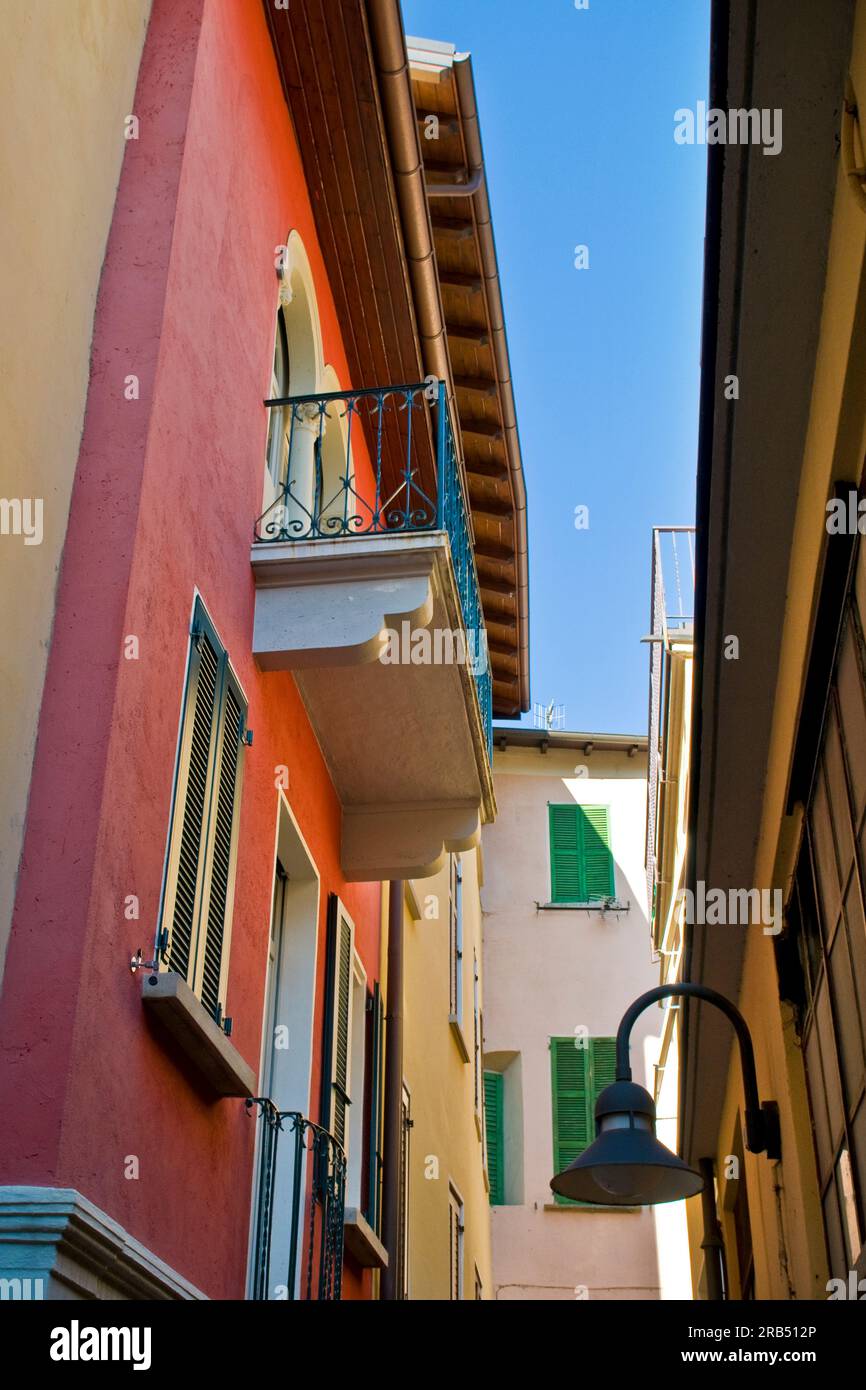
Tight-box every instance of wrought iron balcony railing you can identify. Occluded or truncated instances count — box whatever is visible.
[246,1099,346,1301]
[254,381,492,757]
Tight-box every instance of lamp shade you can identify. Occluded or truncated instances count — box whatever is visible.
[550,1080,704,1206]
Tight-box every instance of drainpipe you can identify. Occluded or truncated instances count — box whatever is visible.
[380,879,404,1300]
[699,1157,726,1301]
[366,1,452,387]
[427,168,484,198]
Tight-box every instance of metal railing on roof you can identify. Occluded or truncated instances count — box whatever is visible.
[645,527,696,927]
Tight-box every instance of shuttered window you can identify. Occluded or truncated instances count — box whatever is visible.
[161,599,246,1021]
[320,895,356,1150]
[550,1036,616,1206]
[549,804,614,903]
[484,1070,505,1204]
[448,1183,464,1300]
[473,955,482,1115]
[397,1083,411,1300]
[363,981,385,1237]
[448,854,463,1021]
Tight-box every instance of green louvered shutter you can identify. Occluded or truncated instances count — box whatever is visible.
[549,805,614,902]
[484,1071,505,1204]
[550,1037,592,1204]
[549,805,582,901]
[551,1037,618,1207]
[587,1037,618,1208]
[590,1037,617,1097]
[581,806,614,899]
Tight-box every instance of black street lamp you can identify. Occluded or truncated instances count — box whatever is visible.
[550,984,781,1206]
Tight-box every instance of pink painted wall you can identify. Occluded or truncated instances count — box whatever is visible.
[0,0,380,1300]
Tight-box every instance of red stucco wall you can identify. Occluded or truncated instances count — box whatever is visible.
[0,0,379,1300]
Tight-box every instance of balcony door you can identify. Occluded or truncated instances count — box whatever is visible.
[248,800,320,1299]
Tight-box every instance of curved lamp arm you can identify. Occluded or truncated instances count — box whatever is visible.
[615,983,781,1160]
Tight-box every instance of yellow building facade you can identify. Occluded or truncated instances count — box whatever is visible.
[646,529,694,1164]
[645,529,695,1294]
[0,0,152,980]
[399,854,493,1299]
[680,0,866,1300]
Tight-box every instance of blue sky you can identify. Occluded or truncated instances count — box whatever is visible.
[404,0,710,734]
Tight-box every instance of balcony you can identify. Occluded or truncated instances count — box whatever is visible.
[246,1101,345,1301]
[251,382,495,881]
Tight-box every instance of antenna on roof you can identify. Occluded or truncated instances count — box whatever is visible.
[532,700,565,732]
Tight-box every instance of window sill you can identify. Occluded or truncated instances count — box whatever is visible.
[536,900,630,913]
[141,971,256,1098]
[543,1202,642,1214]
[343,1208,389,1269]
[448,1015,470,1062]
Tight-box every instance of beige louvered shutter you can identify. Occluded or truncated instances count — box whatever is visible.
[322,897,355,1148]
[164,625,221,983]
[198,675,245,1019]
[160,602,246,1021]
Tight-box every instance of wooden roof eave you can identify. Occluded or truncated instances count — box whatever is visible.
[406,43,530,716]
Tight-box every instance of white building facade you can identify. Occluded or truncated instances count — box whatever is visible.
[481,729,672,1300]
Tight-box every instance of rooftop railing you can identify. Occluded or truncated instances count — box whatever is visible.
[254,381,492,757]
[645,526,696,932]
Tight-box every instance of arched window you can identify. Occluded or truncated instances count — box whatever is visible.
[266,307,291,487]
[260,231,353,536]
